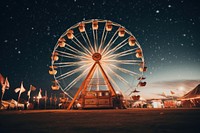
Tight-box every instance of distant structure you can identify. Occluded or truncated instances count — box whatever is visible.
[179,84,200,107]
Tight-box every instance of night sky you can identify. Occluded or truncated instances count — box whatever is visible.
[0,0,200,100]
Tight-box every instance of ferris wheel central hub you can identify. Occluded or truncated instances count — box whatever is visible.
[92,53,102,61]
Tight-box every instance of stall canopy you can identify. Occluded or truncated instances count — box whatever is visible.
[179,84,200,100]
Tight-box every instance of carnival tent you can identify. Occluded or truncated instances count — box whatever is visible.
[1,99,24,110]
[179,84,200,107]
[179,84,200,100]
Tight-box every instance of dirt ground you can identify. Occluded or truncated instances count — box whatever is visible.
[0,108,200,133]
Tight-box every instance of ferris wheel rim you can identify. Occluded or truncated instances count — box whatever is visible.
[50,19,146,99]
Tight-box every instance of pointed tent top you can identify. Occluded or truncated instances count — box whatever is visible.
[179,84,200,100]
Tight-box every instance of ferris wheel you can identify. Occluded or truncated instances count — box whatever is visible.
[49,19,147,108]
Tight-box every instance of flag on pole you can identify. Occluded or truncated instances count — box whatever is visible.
[37,89,42,109]
[37,88,42,99]
[15,82,26,109]
[0,73,5,86]
[45,90,47,109]
[27,89,31,97]
[45,90,48,100]
[15,82,26,94]
[1,77,10,94]
[27,85,35,99]
[30,85,36,91]
[170,90,175,95]
[5,77,10,89]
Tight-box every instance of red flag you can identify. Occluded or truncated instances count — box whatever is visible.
[0,73,5,85]
[30,85,36,91]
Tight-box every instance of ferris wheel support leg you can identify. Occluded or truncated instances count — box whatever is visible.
[67,62,97,110]
[98,62,116,96]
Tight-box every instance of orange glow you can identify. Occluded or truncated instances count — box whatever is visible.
[59,42,66,47]
[51,55,59,61]
[51,85,59,90]
[49,69,57,75]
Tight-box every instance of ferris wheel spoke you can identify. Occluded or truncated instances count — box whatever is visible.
[103,37,129,57]
[80,32,94,54]
[63,43,89,57]
[56,64,90,80]
[103,68,122,92]
[106,66,131,92]
[73,36,92,55]
[92,29,98,52]
[56,50,90,60]
[96,30,98,52]
[98,24,107,53]
[109,64,141,77]
[103,35,119,56]
[63,66,91,91]
[58,53,89,60]
[56,41,81,55]
[96,67,100,91]
[104,47,138,59]
[92,29,96,52]
[103,60,142,65]
[101,29,118,55]
[54,61,91,67]
[84,29,95,53]
[63,92,73,100]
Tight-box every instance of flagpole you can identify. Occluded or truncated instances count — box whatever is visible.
[28,85,32,103]
[38,97,40,109]
[45,90,47,109]
[54,94,57,109]
[17,82,22,110]
[16,81,26,110]
[1,77,9,109]
[50,93,52,109]
[17,91,21,110]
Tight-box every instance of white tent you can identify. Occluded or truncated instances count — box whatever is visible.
[1,99,24,110]
[151,99,164,108]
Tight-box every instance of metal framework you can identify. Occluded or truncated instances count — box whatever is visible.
[67,53,116,109]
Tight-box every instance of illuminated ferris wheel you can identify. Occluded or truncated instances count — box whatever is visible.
[49,19,147,108]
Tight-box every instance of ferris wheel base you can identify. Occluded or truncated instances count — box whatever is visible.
[71,90,126,110]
